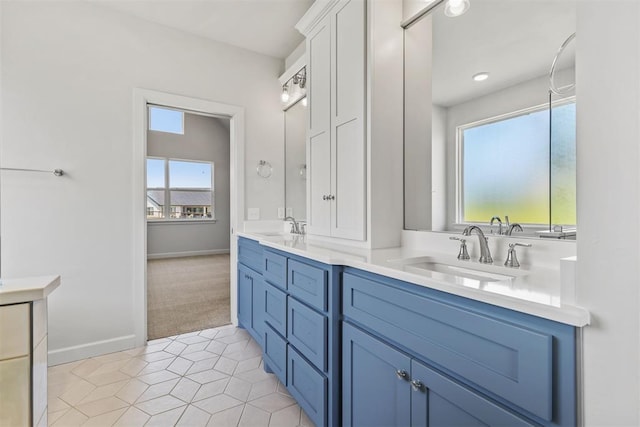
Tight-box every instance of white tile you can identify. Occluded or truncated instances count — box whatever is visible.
[58,379,97,405]
[113,406,150,426]
[85,371,131,387]
[224,377,252,402]
[92,351,132,364]
[145,406,186,426]
[182,351,220,362]
[247,377,278,401]
[52,408,89,426]
[137,370,179,385]
[167,357,193,376]
[217,332,251,345]
[214,356,238,376]
[249,393,296,413]
[186,356,220,375]
[136,378,180,403]
[214,327,239,339]
[182,341,210,355]
[164,341,188,356]
[140,342,170,355]
[192,378,230,402]
[75,396,129,418]
[177,335,210,345]
[269,404,301,427]
[135,395,187,416]
[235,368,274,384]
[147,338,172,346]
[198,329,220,339]
[88,359,132,378]
[115,379,149,404]
[140,351,175,363]
[192,394,244,415]
[171,377,202,403]
[119,358,148,377]
[204,340,227,355]
[299,409,314,427]
[222,341,249,356]
[77,380,128,405]
[48,409,69,425]
[187,369,228,385]
[136,356,176,375]
[48,397,71,413]
[235,356,262,374]
[206,405,244,426]
[176,404,211,426]
[81,407,127,426]
[239,404,271,427]
[71,359,104,379]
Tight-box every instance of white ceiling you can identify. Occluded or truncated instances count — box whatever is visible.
[90,0,314,59]
[431,0,577,107]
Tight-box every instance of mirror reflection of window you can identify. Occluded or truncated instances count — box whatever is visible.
[460,101,576,226]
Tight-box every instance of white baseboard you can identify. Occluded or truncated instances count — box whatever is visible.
[147,249,230,260]
[48,334,137,366]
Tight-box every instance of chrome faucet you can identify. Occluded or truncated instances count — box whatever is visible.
[462,226,493,264]
[490,216,503,235]
[505,223,523,236]
[284,216,303,235]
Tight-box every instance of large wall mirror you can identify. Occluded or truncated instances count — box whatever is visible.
[404,0,576,238]
[284,96,307,220]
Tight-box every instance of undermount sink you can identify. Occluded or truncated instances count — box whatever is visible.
[388,256,528,283]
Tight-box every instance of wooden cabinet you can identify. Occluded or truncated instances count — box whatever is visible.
[304,0,366,241]
[342,268,577,427]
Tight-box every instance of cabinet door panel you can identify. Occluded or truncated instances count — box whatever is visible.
[237,265,253,330]
[264,325,287,386]
[411,359,534,427]
[307,131,332,236]
[288,297,327,372]
[251,278,265,347]
[332,118,365,240]
[288,347,327,427]
[263,282,287,337]
[343,322,411,427]
[308,19,331,137]
[263,250,287,290]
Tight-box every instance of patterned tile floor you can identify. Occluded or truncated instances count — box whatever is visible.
[47,325,313,426]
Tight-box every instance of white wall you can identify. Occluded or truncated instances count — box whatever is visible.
[0,0,284,363]
[147,113,231,258]
[576,1,640,424]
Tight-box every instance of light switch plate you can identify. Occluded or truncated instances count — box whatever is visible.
[277,207,285,219]
[247,208,260,220]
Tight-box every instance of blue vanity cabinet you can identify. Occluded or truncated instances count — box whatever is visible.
[237,237,265,346]
[342,267,577,427]
[260,247,341,427]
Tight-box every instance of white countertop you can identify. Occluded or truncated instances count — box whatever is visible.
[0,275,60,305]
[238,232,590,327]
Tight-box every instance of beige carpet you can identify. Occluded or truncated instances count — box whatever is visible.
[147,254,231,340]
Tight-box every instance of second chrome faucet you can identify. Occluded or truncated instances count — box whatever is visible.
[462,225,493,264]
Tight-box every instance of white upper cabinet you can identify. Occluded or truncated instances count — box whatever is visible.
[301,0,366,241]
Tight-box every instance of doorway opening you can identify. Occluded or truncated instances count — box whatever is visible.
[146,106,231,339]
[133,89,244,347]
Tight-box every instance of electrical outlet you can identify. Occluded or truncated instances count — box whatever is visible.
[278,207,285,219]
[247,208,260,220]
[286,207,293,217]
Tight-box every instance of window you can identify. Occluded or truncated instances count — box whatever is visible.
[148,106,184,134]
[146,158,214,221]
[459,101,576,226]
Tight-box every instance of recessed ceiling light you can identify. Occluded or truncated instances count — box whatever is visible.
[444,0,470,17]
[472,72,489,82]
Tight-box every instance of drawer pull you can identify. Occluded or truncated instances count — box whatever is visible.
[411,379,424,392]
[396,369,409,380]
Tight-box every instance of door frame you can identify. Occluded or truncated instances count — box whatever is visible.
[132,88,244,346]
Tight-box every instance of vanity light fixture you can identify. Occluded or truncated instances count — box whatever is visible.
[281,84,290,103]
[472,72,489,82]
[444,0,470,17]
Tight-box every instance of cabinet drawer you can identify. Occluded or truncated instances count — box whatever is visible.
[288,297,327,372]
[288,258,328,311]
[264,282,287,337]
[288,346,327,427]
[238,237,262,272]
[263,250,287,290]
[264,325,287,386]
[343,271,554,421]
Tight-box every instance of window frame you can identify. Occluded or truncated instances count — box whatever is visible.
[146,156,216,223]
[148,105,185,135]
[455,96,576,229]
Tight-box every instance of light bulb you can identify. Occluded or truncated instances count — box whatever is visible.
[281,85,290,103]
[444,0,470,17]
[472,72,489,82]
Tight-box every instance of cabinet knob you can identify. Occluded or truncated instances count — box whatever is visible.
[322,195,328,200]
[411,379,424,392]
[329,195,335,200]
[395,369,409,380]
